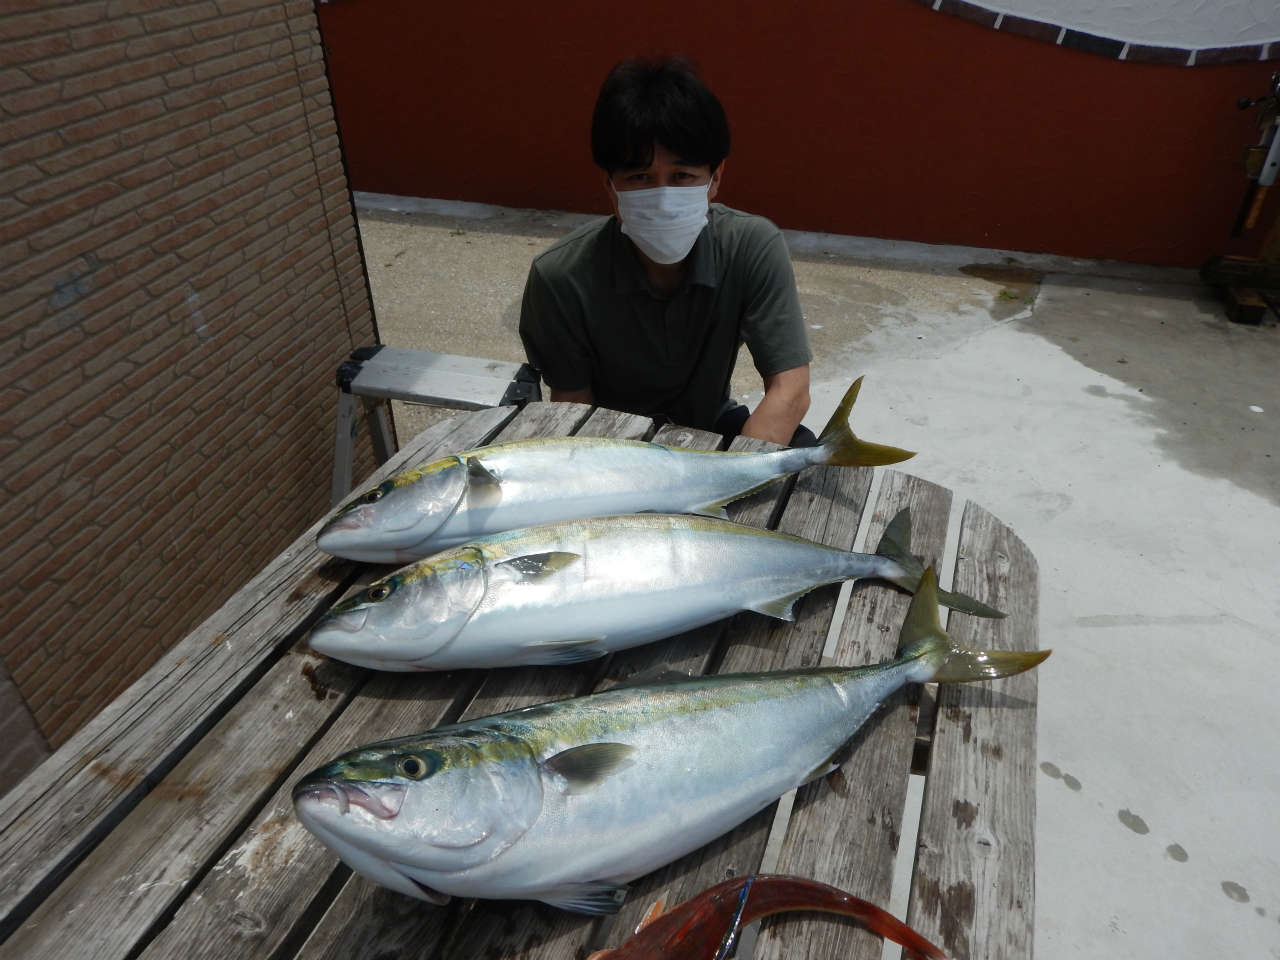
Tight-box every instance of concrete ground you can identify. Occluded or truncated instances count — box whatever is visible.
[353,192,1280,959]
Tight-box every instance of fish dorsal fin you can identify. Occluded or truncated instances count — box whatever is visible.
[746,587,812,622]
[465,457,502,507]
[495,551,581,582]
[540,881,630,915]
[876,507,914,567]
[543,743,635,793]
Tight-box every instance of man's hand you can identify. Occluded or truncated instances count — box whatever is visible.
[741,365,810,445]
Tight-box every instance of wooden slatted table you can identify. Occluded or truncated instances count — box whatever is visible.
[0,402,1040,960]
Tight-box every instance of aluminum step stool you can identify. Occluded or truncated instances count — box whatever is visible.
[332,345,540,504]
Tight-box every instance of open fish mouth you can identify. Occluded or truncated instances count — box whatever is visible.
[315,609,369,635]
[293,780,406,820]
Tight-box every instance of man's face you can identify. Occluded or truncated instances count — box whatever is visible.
[604,143,722,218]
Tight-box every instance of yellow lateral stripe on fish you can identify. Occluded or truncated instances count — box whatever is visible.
[311,510,1006,672]
[316,377,915,564]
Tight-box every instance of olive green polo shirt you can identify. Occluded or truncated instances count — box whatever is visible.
[518,204,811,430]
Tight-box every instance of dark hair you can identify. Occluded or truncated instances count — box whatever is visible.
[590,57,730,174]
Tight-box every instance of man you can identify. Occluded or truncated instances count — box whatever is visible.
[519,56,814,446]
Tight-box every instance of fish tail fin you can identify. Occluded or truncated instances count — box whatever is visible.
[817,378,915,467]
[899,567,1050,682]
[741,875,946,959]
[875,509,1007,619]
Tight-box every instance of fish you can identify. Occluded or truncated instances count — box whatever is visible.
[292,568,1047,912]
[316,377,913,564]
[306,507,1004,672]
[584,874,945,960]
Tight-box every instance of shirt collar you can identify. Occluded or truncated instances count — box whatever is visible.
[608,215,718,295]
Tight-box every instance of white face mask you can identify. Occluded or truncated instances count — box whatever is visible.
[614,183,711,265]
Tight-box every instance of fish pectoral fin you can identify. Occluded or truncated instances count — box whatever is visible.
[802,736,858,783]
[495,551,582,583]
[540,880,630,915]
[406,875,452,905]
[543,743,636,794]
[746,588,812,621]
[523,637,608,664]
[465,457,502,507]
[612,666,693,689]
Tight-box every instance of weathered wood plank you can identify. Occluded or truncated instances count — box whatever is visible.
[907,501,1040,960]
[594,458,877,953]
[134,669,480,960]
[1,646,365,960]
[0,405,516,941]
[481,400,593,443]
[754,470,953,960]
[289,404,658,960]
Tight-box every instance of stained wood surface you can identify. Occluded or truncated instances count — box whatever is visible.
[754,470,952,960]
[0,408,1041,960]
[907,501,1041,960]
[0,404,516,942]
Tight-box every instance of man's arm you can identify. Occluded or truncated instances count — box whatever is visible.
[741,365,810,445]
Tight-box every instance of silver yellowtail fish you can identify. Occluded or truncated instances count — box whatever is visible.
[293,569,1048,913]
[307,508,1003,672]
[316,378,913,564]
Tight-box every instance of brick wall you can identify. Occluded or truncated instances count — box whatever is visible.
[1,0,377,766]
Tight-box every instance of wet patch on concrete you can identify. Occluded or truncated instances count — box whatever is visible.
[1118,809,1150,834]
[959,263,1044,286]
[1040,760,1082,790]
[960,262,1043,319]
[1222,881,1250,903]
[1166,843,1189,862]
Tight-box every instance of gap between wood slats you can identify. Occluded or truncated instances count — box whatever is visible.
[733,466,885,960]
[268,863,354,960]
[876,496,968,960]
[743,477,966,960]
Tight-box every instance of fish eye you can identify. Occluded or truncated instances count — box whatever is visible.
[366,583,393,602]
[360,481,394,506]
[398,756,428,779]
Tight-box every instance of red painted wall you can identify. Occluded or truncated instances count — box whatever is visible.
[316,0,1276,267]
